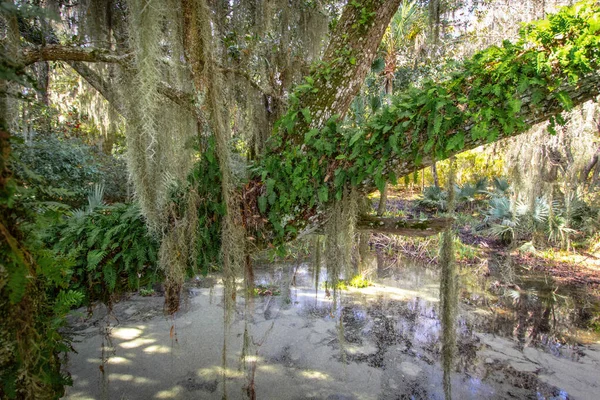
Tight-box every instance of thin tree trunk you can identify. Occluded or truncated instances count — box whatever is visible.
[582,147,600,184]
[377,184,388,216]
[432,161,439,188]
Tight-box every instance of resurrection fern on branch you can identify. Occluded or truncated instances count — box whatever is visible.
[249,1,600,246]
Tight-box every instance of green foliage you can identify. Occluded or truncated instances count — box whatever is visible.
[417,185,448,211]
[417,178,489,211]
[1,171,81,399]
[46,202,160,304]
[138,287,155,296]
[484,192,593,245]
[12,134,128,206]
[254,1,600,245]
[189,137,225,274]
[336,275,372,290]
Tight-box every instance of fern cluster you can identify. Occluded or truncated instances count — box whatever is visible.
[46,203,160,304]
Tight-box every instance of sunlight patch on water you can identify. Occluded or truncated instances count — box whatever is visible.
[357,284,439,302]
[196,366,243,378]
[154,386,184,398]
[142,344,171,354]
[299,370,331,380]
[112,327,144,340]
[120,337,155,349]
[108,373,154,384]
[107,356,130,365]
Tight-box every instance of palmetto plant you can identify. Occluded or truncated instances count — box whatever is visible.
[485,177,511,198]
[417,184,448,211]
[486,193,584,245]
[71,183,106,217]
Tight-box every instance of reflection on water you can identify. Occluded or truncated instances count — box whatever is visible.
[248,246,600,400]
[65,245,600,400]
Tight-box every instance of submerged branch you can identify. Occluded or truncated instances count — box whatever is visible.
[356,215,454,237]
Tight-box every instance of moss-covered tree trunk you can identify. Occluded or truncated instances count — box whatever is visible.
[292,0,403,133]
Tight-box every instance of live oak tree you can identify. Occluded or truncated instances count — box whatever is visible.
[1,1,600,397]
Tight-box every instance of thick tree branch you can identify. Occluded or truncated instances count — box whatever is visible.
[22,45,130,66]
[67,61,125,115]
[220,67,286,104]
[380,74,600,182]
[249,3,600,243]
[298,0,403,128]
[582,146,600,183]
[156,83,198,115]
[68,63,197,118]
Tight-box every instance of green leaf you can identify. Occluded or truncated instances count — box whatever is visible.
[445,132,464,151]
[305,128,319,142]
[284,112,297,133]
[266,178,276,196]
[258,196,267,213]
[318,186,329,203]
[349,131,363,146]
[389,135,399,153]
[104,266,117,291]
[424,138,435,153]
[371,57,385,73]
[375,174,385,194]
[301,107,312,123]
[555,91,573,110]
[388,171,397,185]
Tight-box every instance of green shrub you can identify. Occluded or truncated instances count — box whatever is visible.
[46,202,160,304]
[11,134,128,207]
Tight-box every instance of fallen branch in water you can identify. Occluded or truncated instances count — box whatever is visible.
[356,215,454,237]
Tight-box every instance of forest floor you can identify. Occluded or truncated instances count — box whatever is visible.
[372,188,600,292]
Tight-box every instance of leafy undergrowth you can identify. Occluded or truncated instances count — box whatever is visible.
[337,275,373,290]
[45,202,161,304]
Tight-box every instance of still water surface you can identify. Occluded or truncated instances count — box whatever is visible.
[64,251,600,400]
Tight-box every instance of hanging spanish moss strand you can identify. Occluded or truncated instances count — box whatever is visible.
[439,157,457,400]
[313,235,322,298]
[193,2,246,397]
[125,0,198,314]
[324,187,359,311]
[125,0,163,231]
[197,0,245,326]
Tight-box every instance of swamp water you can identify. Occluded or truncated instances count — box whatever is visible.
[63,251,600,400]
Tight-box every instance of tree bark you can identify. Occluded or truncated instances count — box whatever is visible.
[432,161,439,188]
[67,62,126,115]
[296,0,403,130]
[22,44,129,66]
[582,146,600,184]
